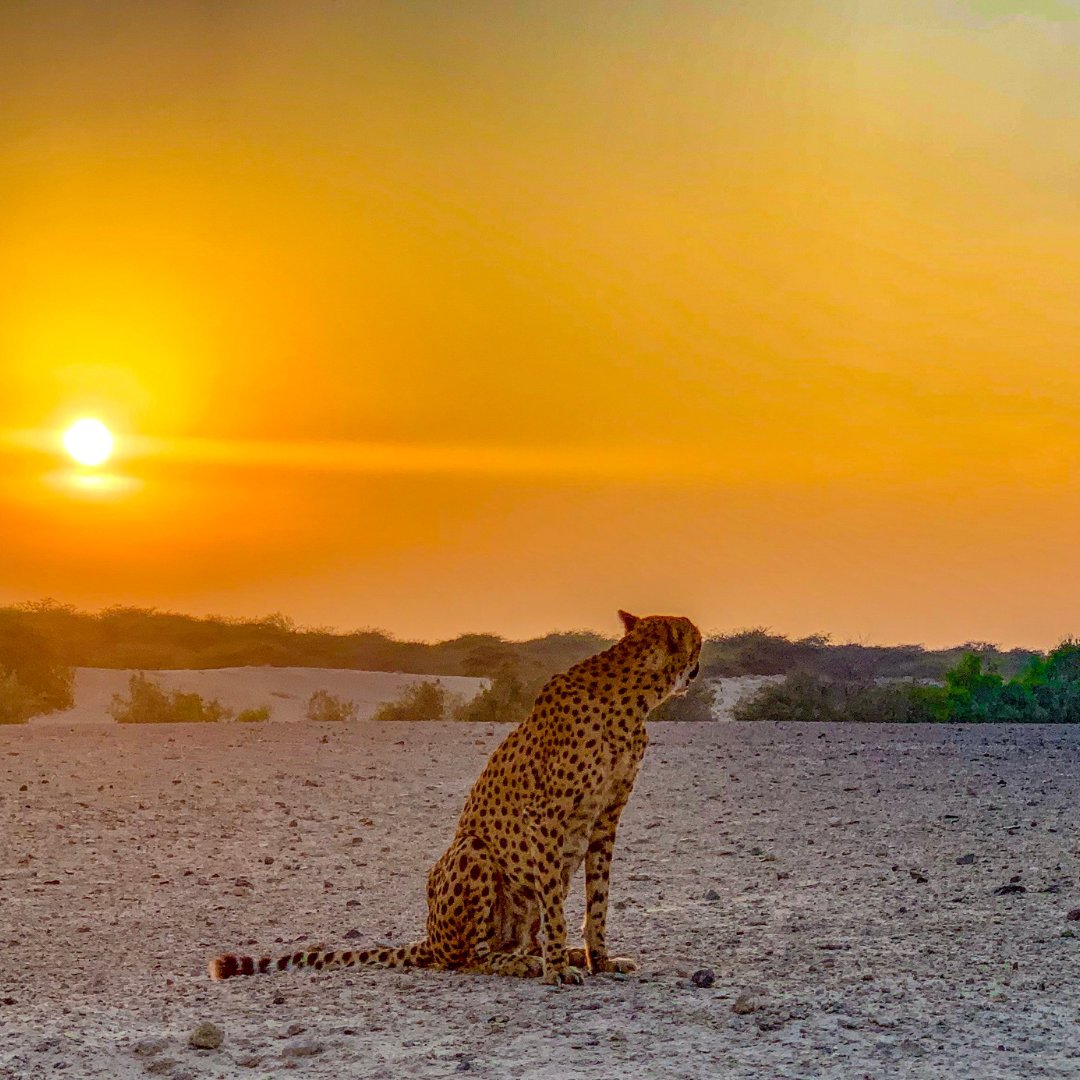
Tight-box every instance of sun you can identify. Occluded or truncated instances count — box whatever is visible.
[63,418,114,467]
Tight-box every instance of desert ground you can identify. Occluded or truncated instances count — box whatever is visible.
[2,688,1078,1078]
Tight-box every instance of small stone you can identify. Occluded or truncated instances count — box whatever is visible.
[343,928,363,939]
[1067,909,1080,922]
[956,853,975,865]
[273,995,286,1005]
[130,1038,169,1058]
[733,991,759,1015]
[236,1055,261,1068]
[691,968,715,988]
[282,1039,324,1059]
[909,869,928,884]
[285,1023,306,1037]
[993,884,1026,896]
[189,1022,223,1050]
[144,1059,178,1075]
[704,889,721,902]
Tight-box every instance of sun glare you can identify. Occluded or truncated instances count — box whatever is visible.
[63,418,114,467]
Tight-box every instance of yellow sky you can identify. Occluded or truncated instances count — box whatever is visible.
[1,2,1078,646]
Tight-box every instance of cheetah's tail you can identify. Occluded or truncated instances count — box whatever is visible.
[207,939,434,981]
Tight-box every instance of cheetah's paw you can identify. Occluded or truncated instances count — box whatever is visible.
[543,965,584,986]
[597,955,638,975]
[584,948,638,975]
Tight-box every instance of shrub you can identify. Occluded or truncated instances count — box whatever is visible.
[453,669,545,724]
[236,705,271,723]
[453,668,719,724]
[109,673,233,724]
[372,681,458,722]
[306,689,359,723]
[0,614,73,713]
[733,641,1080,724]
[733,672,938,724]
[902,643,1080,724]
[732,671,837,723]
[649,679,717,721]
[0,669,39,724]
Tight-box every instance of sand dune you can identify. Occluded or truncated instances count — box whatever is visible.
[36,667,493,725]
[35,669,777,725]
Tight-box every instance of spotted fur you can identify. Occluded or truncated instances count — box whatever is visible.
[208,611,702,985]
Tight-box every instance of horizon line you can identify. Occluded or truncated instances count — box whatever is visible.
[2,597,1069,655]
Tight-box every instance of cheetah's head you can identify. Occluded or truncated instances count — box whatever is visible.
[618,611,702,701]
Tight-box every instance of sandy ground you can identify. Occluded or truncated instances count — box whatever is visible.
[2,716,1078,1080]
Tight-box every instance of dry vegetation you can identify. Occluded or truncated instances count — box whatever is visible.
[3,601,1077,726]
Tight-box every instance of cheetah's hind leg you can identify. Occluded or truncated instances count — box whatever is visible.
[430,836,546,979]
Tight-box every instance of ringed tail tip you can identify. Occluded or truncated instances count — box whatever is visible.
[208,953,241,980]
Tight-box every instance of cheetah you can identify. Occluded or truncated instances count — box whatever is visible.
[208,610,702,986]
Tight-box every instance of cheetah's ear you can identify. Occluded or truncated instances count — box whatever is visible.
[618,610,640,634]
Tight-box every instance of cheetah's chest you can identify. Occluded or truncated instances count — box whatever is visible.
[562,737,644,856]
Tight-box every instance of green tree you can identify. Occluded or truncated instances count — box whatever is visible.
[0,613,73,713]
[0,669,40,724]
[941,653,1005,722]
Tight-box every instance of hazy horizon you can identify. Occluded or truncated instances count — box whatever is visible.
[0,595,1069,654]
[3,3,1078,651]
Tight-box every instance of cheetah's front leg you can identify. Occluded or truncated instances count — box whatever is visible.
[582,786,637,975]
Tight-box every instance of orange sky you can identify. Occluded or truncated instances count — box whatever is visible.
[1,2,1078,647]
